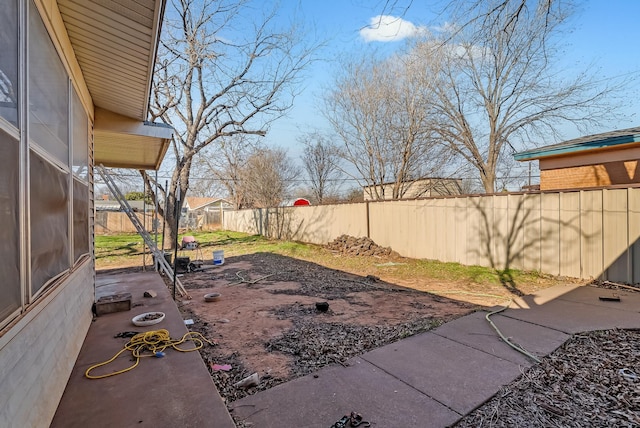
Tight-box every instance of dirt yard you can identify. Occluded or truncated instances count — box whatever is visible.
[173,250,639,428]
[176,252,478,402]
[97,230,637,426]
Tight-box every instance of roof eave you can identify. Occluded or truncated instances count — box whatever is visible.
[514,134,640,161]
[94,108,172,170]
[142,0,166,119]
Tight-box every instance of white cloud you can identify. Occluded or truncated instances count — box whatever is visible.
[360,15,427,42]
[432,21,458,35]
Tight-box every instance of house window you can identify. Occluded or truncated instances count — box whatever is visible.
[28,0,69,167]
[0,127,21,322]
[72,89,90,261]
[0,0,18,127]
[0,0,93,328]
[0,0,21,325]
[27,0,71,297]
[30,151,70,295]
[73,179,89,261]
[72,89,88,181]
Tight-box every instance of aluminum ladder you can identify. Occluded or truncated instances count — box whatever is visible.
[96,165,189,298]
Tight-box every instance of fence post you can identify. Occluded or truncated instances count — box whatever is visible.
[365,201,370,238]
[627,187,632,284]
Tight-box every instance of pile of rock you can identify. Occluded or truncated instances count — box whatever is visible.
[326,235,394,257]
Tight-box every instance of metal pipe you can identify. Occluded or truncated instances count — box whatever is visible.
[172,186,181,301]
[162,180,168,251]
[142,173,146,271]
[154,169,158,256]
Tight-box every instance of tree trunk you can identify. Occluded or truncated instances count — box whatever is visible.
[480,169,496,193]
[163,197,179,251]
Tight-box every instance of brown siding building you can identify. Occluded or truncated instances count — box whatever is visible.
[514,127,640,191]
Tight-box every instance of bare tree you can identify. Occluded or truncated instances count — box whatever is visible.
[299,132,342,204]
[418,0,626,192]
[198,135,260,209]
[447,0,557,39]
[240,148,300,208]
[324,54,451,200]
[178,159,226,198]
[342,186,365,203]
[143,0,314,246]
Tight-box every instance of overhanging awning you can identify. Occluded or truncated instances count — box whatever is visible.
[94,108,172,170]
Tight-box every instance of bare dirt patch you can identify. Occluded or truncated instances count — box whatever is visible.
[176,252,478,406]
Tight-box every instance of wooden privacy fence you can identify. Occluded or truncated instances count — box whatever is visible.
[96,211,222,234]
[95,212,156,234]
[223,187,640,284]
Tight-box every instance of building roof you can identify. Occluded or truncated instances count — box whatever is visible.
[56,0,171,170]
[514,127,640,161]
[184,197,227,211]
[95,200,146,211]
[362,177,462,188]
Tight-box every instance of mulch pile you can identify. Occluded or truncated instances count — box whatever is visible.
[265,317,441,378]
[326,235,395,257]
[456,328,640,427]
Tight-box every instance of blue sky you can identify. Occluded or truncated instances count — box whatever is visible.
[264,0,640,162]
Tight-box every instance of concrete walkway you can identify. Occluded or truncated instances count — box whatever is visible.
[230,283,640,427]
[51,271,236,428]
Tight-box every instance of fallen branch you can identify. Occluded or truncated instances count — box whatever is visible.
[603,281,640,292]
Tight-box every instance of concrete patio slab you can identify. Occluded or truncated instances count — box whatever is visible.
[509,282,584,308]
[51,271,235,428]
[433,311,570,366]
[53,276,640,428]
[553,285,640,312]
[361,332,523,415]
[502,295,640,334]
[230,357,461,427]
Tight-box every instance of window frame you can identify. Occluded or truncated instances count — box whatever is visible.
[0,0,94,329]
[0,122,23,327]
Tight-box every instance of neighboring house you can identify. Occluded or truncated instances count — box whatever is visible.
[363,177,463,201]
[183,196,232,213]
[181,197,231,229]
[514,127,640,191]
[0,1,171,426]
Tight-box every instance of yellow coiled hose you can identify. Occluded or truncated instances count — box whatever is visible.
[85,329,214,379]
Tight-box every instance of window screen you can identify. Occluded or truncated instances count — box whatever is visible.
[29,1,69,166]
[72,88,88,181]
[73,178,89,261]
[30,151,70,295]
[0,128,20,321]
[0,0,18,126]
